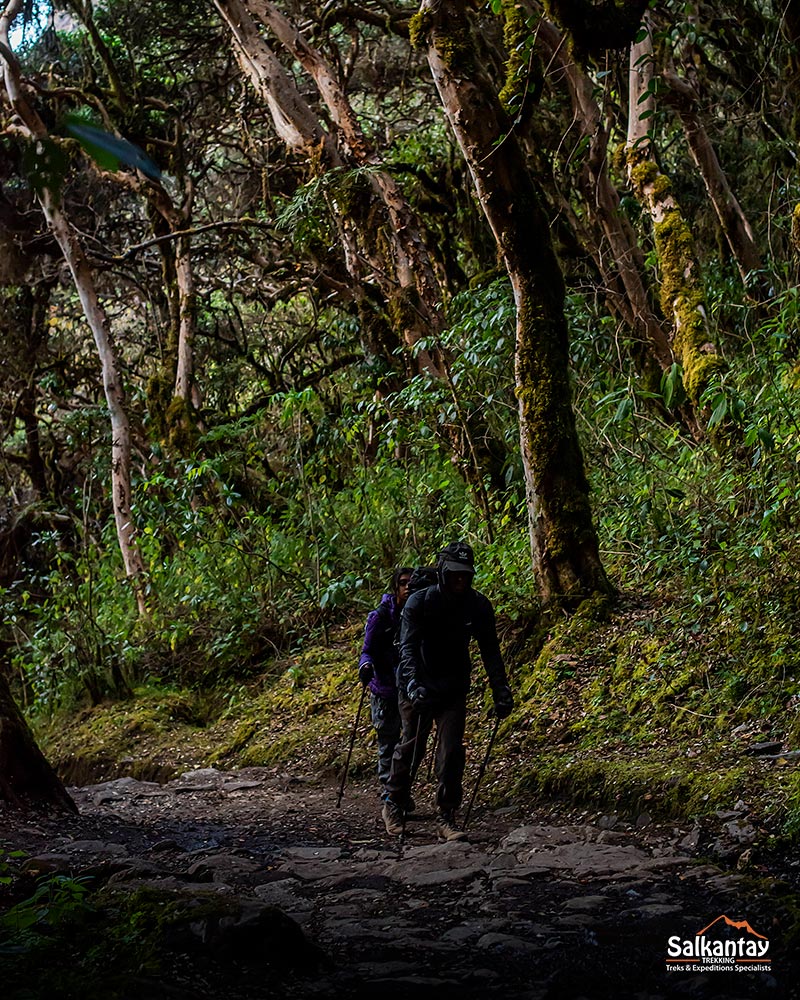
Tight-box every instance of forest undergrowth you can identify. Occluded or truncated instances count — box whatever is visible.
[7,273,800,846]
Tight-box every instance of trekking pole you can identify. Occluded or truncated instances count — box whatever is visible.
[463,715,501,830]
[426,722,438,781]
[336,683,368,808]
[399,712,423,851]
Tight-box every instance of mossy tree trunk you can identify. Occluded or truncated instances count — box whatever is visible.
[626,14,724,407]
[0,671,77,813]
[414,0,611,606]
[534,16,706,439]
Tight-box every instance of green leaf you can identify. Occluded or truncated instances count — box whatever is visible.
[63,115,162,181]
[708,395,728,428]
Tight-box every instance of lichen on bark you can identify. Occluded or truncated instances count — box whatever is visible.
[627,150,723,404]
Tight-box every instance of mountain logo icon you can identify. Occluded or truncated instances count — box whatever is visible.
[696,914,767,939]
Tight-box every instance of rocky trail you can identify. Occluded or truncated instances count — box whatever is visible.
[1,765,798,999]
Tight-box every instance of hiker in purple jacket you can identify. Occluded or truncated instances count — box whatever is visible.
[358,566,413,799]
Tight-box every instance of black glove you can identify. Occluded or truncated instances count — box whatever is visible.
[358,662,374,686]
[493,684,514,719]
[407,679,428,706]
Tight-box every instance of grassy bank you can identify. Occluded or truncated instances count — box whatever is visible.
[36,594,800,844]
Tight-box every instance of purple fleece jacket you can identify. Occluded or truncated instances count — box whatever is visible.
[358,593,400,698]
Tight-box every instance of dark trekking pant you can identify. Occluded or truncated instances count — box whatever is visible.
[369,691,401,795]
[385,693,467,814]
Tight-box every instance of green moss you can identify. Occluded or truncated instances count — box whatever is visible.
[409,7,472,70]
[34,607,800,841]
[627,153,724,404]
[792,202,800,253]
[408,10,432,49]
[627,155,659,191]
[512,750,750,819]
[653,210,724,401]
[165,395,198,455]
[498,2,534,119]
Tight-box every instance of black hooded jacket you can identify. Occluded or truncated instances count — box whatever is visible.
[397,582,508,702]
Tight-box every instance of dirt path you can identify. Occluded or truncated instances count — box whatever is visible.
[1,765,797,999]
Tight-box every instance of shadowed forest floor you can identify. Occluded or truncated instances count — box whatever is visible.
[1,763,798,999]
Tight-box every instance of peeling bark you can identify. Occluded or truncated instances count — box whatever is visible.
[1,0,147,613]
[536,21,674,369]
[246,0,446,352]
[214,0,443,376]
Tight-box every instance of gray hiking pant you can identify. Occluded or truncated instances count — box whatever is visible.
[370,691,401,795]
[385,693,467,814]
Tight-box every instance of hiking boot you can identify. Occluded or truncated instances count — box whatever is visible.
[436,812,466,842]
[380,791,415,813]
[382,800,404,836]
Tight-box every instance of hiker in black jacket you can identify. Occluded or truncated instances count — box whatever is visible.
[382,541,514,841]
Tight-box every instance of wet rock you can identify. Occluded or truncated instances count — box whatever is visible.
[381,841,490,885]
[476,931,542,956]
[676,826,701,852]
[282,846,342,861]
[620,902,683,919]
[722,820,757,844]
[744,741,782,756]
[597,813,618,830]
[23,853,72,874]
[170,767,224,792]
[501,825,577,850]
[188,899,328,969]
[186,852,264,880]
[554,913,597,928]
[595,830,632,846]
[105,858,169,883]
[57,839,129,856]
[148,841,177,857]
[561,895,607,912]
[440,920,504,943]
[517,842,650,875]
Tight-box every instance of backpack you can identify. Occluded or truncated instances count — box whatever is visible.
[407,566,437,594]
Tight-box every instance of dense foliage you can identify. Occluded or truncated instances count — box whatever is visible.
[1,0,800,805]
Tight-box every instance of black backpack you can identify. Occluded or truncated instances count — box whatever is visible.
[407,566,437,594]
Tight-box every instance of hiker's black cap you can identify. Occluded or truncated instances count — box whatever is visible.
[437,541,475,575]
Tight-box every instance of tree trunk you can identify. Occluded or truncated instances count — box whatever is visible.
[246,0,447,362]
[69,0,203,446]
[213,0,443,377]
[626,15,724,406]
[662,70,761,285]
[0,670,77,813]
[415,0,611,606]
[145,182,201,450]
[534,15,702,439]
[1,2,148,614]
